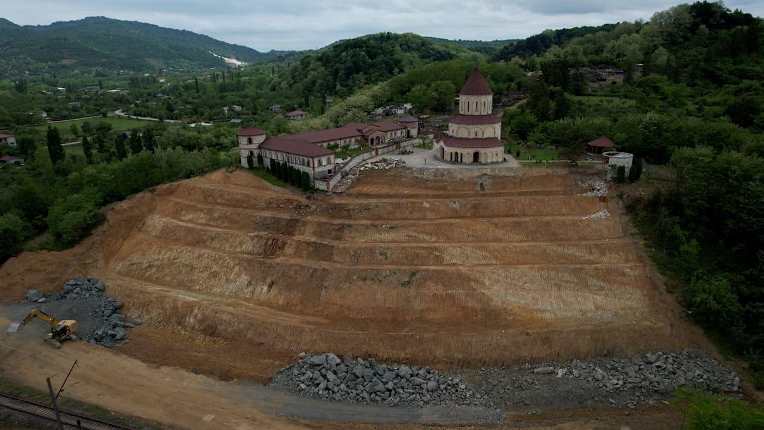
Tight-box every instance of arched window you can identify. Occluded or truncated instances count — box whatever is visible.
[247,137,252,144]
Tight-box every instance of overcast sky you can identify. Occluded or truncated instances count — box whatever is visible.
[3,0,763,51]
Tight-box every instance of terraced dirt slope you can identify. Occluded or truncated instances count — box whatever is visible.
[0,168,697,381]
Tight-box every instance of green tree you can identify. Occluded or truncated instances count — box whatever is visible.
[70,123,80,138]
[82,135,93,164]
[527,79,552,121]
[726,97,761,128]
[142,128,156,153]
[47,192,103,247]
[0,213,28,263]
[508,110,538,141]
[46,126,65,165]
[430,81,457,112]
[128,130,143,155]
[114,134,128,160]
[17,137,36,160]
[95,121,112,138]
[81,121,93,137]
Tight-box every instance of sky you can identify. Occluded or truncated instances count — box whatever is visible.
[2,0,763,51]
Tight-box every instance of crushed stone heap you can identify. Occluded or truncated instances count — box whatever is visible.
[271,353,493,408]
[25,277,139,347]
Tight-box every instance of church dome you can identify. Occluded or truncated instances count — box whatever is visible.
[459,68,493,96]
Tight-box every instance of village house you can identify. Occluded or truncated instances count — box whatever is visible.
[0,132,17,147]
[435,68,504,164]
[0,155,24,166]
[285,110,307,121]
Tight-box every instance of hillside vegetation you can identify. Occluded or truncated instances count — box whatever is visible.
[281,33,482,107]
[0,17,291,77]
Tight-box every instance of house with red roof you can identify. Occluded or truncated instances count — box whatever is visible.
[434,68,505,164]
[285,110,307,121]
[586,136,616,154]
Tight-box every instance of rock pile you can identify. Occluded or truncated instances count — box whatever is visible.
[358,158,406,172]
[334,158,407,192]
[474,350,740,409]
[582,209,610,220]
[25,278,137,347]
[560,350,740,395]
[578,177,608,197]
[271,353,492,408]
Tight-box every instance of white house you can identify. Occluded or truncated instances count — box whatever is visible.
[0,132,16,147]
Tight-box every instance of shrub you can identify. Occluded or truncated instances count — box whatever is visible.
[677,389,764,430]
[47,191,103,247]
[0,213,28,262]
[684,275,743,327]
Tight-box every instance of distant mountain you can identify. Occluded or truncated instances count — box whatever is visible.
[0,17,292,76]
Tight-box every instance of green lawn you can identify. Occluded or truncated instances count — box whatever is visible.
[63,142,85,157]
[40,117,157,142]
[505,142,560,161]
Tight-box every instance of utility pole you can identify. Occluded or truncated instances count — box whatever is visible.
[46,377,64,430]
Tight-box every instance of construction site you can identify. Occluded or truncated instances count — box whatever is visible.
[0,163,735,429]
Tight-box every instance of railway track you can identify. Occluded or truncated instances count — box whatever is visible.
[0,392,134,430]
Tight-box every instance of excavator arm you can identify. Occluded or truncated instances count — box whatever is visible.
[21,309,58,327]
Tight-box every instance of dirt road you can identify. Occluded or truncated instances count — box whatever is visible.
[0,313,504,429]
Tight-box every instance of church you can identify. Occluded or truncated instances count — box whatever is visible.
[435,68,505,164]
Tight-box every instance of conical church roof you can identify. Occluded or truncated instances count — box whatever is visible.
[459,68,492,96]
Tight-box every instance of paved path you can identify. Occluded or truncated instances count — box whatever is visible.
[378,148,521,169]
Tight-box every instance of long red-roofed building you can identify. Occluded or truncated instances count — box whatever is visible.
[237,118,419,187]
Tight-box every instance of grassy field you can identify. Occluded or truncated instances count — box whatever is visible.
[40,117,157,142]
[505,142,560,161]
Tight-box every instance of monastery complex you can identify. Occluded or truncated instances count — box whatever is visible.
[238,68,506,188]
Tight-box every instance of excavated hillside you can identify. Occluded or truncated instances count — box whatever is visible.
[0,168,703,382]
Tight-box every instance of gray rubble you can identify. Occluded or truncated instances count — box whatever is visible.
[271,353,494,408]
[334,158,406,192]
[274,350,740,411]
[471,350,740,409]
[24,277,138,347]
[578,177,608,197]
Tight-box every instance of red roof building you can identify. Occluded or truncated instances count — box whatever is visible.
[262,136,333,157]
[586,136,616,154]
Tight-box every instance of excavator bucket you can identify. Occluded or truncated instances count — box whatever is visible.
[6,321,21,333]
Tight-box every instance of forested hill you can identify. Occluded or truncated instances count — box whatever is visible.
[281,33,481,107]
[493,24,618,61]
[425,36,518,55]
[0,17,290,76]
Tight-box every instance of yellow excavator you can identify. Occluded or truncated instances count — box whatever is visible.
[9,309,78,348]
